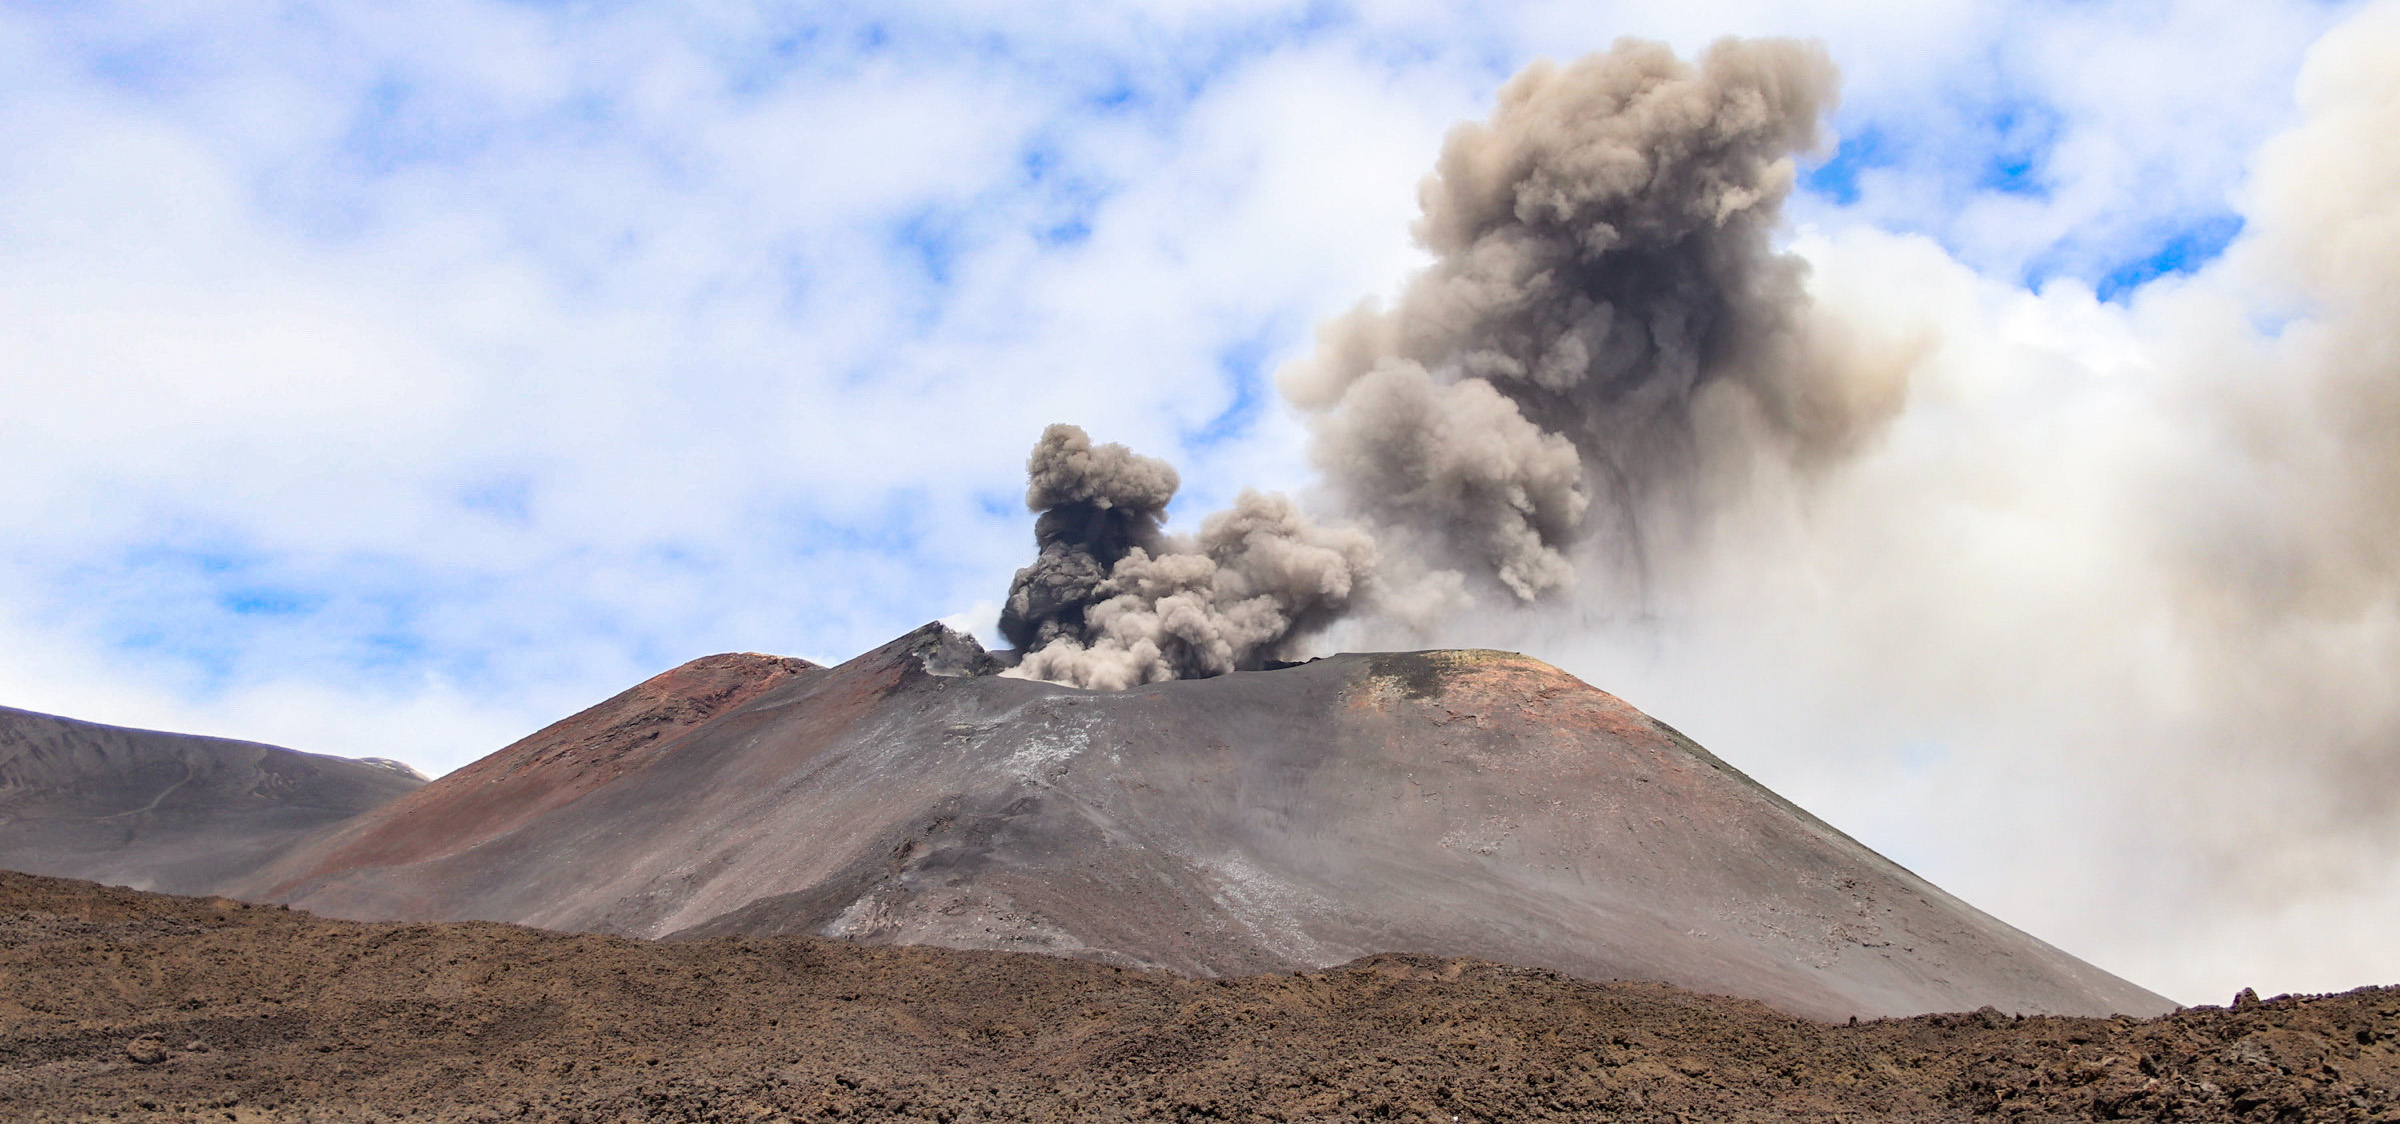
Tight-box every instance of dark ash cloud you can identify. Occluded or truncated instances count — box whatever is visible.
[1001,37,1887,686]
[1000,425,1375,690]
[1283,37,1872,603]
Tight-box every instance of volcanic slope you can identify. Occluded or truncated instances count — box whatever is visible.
[235,626,2172,1022]
[0,706,423,896]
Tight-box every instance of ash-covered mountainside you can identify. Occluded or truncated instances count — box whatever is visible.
[234,625,2168,1022]
[0,706,423,895]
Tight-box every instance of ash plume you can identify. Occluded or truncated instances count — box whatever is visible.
[999,424,1375,690]
[997,424,1181,654]
[1001,36,1868,689]
[1283,36,1873,602]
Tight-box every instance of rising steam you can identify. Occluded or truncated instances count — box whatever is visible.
[1003,36,1880,686]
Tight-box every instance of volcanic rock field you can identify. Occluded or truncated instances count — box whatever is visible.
[2,870,2395,1123]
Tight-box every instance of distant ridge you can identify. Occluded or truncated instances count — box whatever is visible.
[230,625,2172,1021]
[0,705,424,895]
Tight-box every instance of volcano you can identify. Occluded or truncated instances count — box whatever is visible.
[217,625,2169,1022]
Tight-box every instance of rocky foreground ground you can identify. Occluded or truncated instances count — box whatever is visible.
[0,871,2392,1123]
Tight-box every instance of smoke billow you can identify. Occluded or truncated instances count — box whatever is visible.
[997,423,1181,654]
[999,424,1375,690]
[1000,36,1878,687]
[1282,37,1888,603]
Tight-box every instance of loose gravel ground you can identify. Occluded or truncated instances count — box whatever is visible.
[2,871,2393,1122]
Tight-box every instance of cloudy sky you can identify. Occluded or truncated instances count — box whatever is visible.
[4,0,2394,1007]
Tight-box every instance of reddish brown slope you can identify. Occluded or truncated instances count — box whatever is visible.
[244,652,817,900]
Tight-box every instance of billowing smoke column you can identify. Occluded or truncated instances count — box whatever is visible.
[997,423,1181,654]
[1281,36,1863,602]
[1003,36,1873,688]
[999,424,1375,690]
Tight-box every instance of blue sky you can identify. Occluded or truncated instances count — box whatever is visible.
[3,0,2394,1002]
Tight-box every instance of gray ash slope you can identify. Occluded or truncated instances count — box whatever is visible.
[233,625,2170,1022]
[0,705,423,896]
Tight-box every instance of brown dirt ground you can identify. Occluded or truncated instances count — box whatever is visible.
[1,871,2392,1123]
